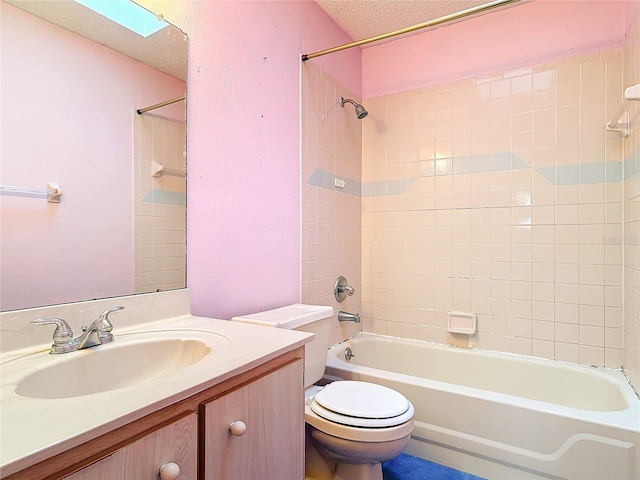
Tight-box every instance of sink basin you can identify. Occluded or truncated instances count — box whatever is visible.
[15,337,212,399]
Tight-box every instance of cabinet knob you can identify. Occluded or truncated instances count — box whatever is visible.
[159,462,180,480]
[229,420,247,436]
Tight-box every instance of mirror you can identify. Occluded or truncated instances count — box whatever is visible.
[1,0,187,311]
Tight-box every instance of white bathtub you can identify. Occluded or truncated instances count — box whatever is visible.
[325,333,640,480]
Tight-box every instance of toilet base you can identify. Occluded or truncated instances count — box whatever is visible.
[305,426,333,480]
[306,426,409,480]
[333,462,383,480]
[304,433,384,480]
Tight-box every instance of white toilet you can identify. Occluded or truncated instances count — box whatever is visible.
[232,304,414,480]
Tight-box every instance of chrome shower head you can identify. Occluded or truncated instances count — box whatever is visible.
[340,97,368,119]
[354,104,368,119]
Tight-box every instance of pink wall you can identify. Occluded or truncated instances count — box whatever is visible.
[627,0,640,31]
[363,0,627,98]
[136,0,629,321]
[138,0,361,319]
[1,4,184,311]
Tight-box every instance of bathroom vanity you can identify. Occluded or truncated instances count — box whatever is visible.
[8,350,303,480]
[0,291,312,480]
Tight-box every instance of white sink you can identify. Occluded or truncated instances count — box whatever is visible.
[6,330,228,399]
[0,311,314,477]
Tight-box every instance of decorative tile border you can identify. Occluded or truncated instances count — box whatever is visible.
[308,168,362,196]
[141,189,186,205]
[308,147,639,197]
[623,145,640,180]
[536,162,623,185]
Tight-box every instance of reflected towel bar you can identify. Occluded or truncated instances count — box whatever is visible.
[152,161,186,178]
[0,182,63,203]
[608,84,640,137]
[137,94,185,114]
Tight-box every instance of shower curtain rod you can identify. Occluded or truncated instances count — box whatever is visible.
[301,0,521,61]
[136,94,185,114]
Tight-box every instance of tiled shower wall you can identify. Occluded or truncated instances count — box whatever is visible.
[134,114,186,294]
[623,12,640,391]
[301,61,362,347]
[362,49,630,368]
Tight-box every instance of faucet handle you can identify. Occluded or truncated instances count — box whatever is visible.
[95,306,124,343]
[334,276,356,302]
[31,318,76,351]
[339,285,355,296]
[32,317,73,344]
[98,306,124,328]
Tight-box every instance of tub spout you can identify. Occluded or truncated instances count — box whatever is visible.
[338,311,360,323]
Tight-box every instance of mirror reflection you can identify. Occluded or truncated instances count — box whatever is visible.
[1,0,187,311]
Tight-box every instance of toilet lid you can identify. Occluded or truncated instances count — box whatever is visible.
[310,381,413,428]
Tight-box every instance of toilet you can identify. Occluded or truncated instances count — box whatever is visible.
[232,304,414,480]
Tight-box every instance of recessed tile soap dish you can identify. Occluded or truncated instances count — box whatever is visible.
[447,311,477,335]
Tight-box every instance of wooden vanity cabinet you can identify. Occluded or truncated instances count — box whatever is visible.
[62,413,198,480]
[202,360,304,479]
[5,348,304,480]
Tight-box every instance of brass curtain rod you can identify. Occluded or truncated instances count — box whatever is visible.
[136,94,186,114]
[301,0,521,61]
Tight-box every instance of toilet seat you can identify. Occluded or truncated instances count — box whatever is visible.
[310,381,413,428]
[311,401,415,428]
[305,405,415,443]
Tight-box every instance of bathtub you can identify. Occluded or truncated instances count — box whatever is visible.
[325,333,640,480]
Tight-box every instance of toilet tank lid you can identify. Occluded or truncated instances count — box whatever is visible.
[231,304,334,329]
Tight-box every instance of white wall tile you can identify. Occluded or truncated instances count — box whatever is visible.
[302,63,362,345]
[361,46,634,373]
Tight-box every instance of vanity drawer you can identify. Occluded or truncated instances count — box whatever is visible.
[62,412,197,480]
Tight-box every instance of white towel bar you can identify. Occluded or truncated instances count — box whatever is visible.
[608,84,640,137]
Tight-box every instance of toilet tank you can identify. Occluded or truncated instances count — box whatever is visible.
[231,304,333,388]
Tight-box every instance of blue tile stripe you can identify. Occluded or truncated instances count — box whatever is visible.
[141,190,186,205]
[362,179,413,197]
[623,145,640,180]
[537,162,627,185]
[307,148,640,197]
[308,168,362,196]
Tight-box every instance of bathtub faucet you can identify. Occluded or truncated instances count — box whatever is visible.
[338,311,360,323]
[334,276,355,302]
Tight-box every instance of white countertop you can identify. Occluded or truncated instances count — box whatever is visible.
[0,314,313,477]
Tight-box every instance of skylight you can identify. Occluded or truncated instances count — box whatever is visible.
[74,0,168,37]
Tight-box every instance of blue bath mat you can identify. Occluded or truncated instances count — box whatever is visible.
[382,453,486,480]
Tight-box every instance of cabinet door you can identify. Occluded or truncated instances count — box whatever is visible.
[63,412,197,480]
[202,360,304,480]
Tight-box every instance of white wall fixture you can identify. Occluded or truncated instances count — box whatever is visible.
[608,83,640,137]
[151,160,186,178]
[0,182,62,203]
[447,311,477,335]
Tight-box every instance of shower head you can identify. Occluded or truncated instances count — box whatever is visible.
[340,97,368,119]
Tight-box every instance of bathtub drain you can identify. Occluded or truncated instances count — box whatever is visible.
[344,347,355,361]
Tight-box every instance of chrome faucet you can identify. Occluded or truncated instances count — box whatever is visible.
[32,306,124,354]
[75,306,123,350]
[338,311,360,323]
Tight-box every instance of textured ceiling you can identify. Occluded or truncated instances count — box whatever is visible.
[4,0,186,80]
[314,0,508,45]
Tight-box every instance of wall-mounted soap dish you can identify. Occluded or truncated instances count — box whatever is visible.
[447,311,477,335]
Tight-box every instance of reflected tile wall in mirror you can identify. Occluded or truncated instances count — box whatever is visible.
[134,114,186,294]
